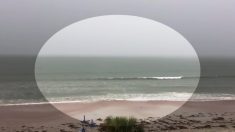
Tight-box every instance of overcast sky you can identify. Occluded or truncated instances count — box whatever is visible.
[39,15,197,58]
[0,0,235,58]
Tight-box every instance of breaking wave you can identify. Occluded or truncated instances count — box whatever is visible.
[94,76,183,80]
[2,92,235,106]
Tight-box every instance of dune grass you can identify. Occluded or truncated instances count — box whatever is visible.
[99,116,144,132]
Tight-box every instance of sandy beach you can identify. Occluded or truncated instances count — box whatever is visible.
[52,100,185,120]
[0,100,235,131]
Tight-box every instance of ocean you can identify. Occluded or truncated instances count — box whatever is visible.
[1,57,235,105]
[35,57,200,102]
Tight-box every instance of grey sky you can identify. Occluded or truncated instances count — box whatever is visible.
[0,0,235,58]
[40,15,197,57]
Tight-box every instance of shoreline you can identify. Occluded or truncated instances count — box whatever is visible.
[1,99,235,106]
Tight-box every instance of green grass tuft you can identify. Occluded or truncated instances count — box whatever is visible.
[99,116,144,132]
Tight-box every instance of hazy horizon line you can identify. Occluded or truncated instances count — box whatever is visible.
[0,54,235,59]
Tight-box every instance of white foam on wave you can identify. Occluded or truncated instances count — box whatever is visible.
[142,76,183,80]
[1,92,235,106]
[190,93,235,101]
[104,76,183,80]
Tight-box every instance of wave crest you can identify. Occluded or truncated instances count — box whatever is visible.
[97,76,183,80]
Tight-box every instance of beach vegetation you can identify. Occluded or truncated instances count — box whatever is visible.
[99,116,144,132]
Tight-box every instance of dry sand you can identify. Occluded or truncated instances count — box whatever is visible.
[0,100,235,131]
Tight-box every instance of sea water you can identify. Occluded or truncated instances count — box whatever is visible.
[35,57,200,102]
[1,57,235,105]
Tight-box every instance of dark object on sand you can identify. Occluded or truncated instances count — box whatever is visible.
[99,116,144,132]
[80,127,86,132]
[97,118,103,121]
[212,117,225,121]
[81,115,89,124]
[90,119,97,127]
